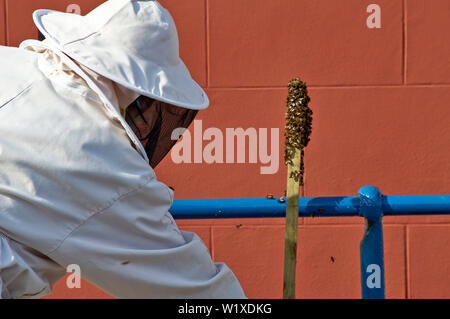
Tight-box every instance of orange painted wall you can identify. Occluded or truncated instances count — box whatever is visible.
[2,0,450,299]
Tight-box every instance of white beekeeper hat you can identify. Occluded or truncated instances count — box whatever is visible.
[33,0,209,111]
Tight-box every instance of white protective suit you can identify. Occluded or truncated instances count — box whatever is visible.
[0,0,246,299]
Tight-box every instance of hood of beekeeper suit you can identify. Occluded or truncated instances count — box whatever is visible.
[26,0,207,167]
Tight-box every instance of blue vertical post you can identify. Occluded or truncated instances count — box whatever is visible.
[358,186,386,299]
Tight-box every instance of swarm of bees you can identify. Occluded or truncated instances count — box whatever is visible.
[284,78,313,186]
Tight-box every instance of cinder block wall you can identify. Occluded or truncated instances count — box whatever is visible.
[1,0,449,299]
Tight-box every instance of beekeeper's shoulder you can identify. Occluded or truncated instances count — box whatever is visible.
[0,43,42,108]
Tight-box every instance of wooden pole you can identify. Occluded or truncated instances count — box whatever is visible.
[283,148,301,299]
[282,78,312,299]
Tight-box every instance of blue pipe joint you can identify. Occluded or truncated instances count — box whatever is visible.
[358,186,383,221]
[358,185,386,299]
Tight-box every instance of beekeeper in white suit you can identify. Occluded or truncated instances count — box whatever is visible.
[0,0,246,299]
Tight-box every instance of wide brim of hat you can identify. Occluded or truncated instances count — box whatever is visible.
[33,8,209,111]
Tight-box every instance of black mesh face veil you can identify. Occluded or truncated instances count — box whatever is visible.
[38,30,46,41]
[125,96,198,168]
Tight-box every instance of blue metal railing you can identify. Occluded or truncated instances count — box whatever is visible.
[169,185,450,299]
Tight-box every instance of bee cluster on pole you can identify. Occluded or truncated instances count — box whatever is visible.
[284,78,313,186]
